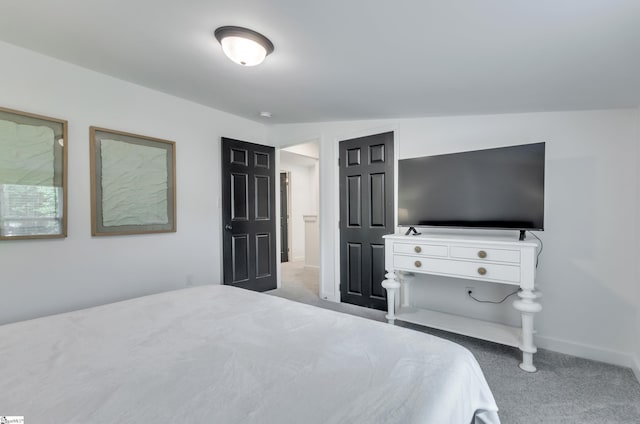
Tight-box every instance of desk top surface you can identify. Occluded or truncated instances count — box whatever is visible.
[384,232,540,248]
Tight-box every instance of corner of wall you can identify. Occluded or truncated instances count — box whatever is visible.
[636,105,640,383]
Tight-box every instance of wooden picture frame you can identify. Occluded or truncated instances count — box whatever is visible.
[0,106,68,240]
[90,127,176,236]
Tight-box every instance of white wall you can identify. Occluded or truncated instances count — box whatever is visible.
[0,41,267,324]
[269,109,640,368]
[279,150,318,260]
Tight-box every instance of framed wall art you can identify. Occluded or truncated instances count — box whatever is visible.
[0,106,68,240]
[90,127,176,236]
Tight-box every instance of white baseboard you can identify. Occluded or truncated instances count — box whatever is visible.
[304,264,320,270]
[320,291,340,303]
[536,335,636,370]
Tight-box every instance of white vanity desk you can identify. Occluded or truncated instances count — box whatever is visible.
[381,233,542,372]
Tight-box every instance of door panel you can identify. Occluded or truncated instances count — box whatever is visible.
[347,148,361,166]
[370,144,385,163]
[340,132,394,310]
[256,233,272,277]
[370,244,386,298]
[231,234,249,283]
[347,176,362,227]
[222,138,277,292]
[231,173,249,220]
[231,148,248,165]
[255,152,269,168]
[370,173,385,227]
[255,175,270,220]
[347,243,362,294]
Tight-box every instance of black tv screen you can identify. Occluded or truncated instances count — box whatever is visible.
[398,143,545,230]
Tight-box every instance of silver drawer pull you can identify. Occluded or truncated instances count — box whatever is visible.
[478,250,487,259]
[414,246,422,253]
[415,260,422,268]
[477,267,487,276]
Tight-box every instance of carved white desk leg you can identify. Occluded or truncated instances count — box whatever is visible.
[513,289,542,372]
[382,271,400,324]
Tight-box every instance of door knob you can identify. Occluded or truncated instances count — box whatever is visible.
[225,224,232,231]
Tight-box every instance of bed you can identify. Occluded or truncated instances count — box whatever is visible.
[0,285,499,423]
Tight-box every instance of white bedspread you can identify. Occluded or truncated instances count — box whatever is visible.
[0,286,499,423]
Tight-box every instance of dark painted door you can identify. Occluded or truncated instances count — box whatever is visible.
[280,172,289,263]
[339,132,394,310]
[222,138,277,292]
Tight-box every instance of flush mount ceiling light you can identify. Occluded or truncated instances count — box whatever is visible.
[214,26,274,66]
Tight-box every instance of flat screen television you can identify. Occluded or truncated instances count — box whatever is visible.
[398,142,545,232]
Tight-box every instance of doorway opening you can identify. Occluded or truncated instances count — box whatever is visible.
[278,141,320,301]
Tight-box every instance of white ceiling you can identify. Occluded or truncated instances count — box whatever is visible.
[1,1,639,124]
[282,141,320,159]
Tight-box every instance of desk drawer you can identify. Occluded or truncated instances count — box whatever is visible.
[393,243,448,257]
[394,255,520,283]
[450,246,520,264]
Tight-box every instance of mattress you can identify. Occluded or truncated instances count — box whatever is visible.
[0,285,499,423]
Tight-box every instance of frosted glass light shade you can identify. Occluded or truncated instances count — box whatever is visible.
[221,36,267,66]
[215,26,274,67]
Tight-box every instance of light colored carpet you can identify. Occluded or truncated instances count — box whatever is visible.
[269,260,640,424]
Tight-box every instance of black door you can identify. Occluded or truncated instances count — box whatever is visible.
[339,132,394,310]
[280,172,289,263]
[222,138,277,292]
